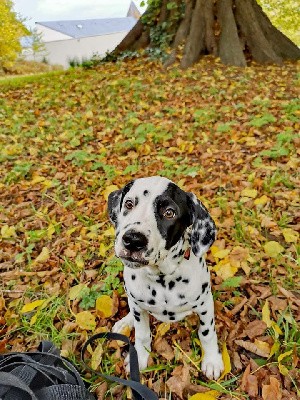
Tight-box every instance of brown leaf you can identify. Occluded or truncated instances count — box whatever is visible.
[153,337,174,361]
[235,339,270,357]
[166,364,190,399]
[241,361,261,397]
[241,320,267,339]
[262,377,282,400]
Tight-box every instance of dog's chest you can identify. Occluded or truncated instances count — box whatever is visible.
[123,262,209,322]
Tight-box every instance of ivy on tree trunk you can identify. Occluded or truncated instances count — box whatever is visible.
[113,0,300,67]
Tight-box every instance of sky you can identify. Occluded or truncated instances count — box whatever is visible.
[13,0,146,29]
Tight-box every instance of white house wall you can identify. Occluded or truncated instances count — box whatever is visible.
[36,24,72,42]
[42,31,128,68]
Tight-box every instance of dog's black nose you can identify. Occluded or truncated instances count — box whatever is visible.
[122,230,148,252]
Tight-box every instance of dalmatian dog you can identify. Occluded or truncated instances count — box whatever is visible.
[108,176,224,380]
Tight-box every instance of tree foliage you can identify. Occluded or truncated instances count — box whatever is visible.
[0,0,29,70]
[258,0,300,46]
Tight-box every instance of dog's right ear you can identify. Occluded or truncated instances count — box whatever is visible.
[107,180,135,227]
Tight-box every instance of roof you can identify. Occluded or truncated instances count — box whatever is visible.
[127,1,141,19]
[36,17,137,39]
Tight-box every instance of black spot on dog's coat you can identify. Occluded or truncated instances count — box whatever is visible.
[182,279,189,284]
[132,274,136,281]
[202,282,209,293]
[202,329,209,336]
[168,281,175,290]
[148,299,156,305]
[152,289,157,297]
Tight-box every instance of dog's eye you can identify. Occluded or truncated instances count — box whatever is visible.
[124,199,134,210]
[163,208,176,219]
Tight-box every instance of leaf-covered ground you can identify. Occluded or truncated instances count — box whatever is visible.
[0,57,299,400]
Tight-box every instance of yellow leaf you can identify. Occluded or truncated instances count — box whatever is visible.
[91,342,103,370]
[254,195,270,206]
[99,242,110,257]
[75,311,96,331]
[213,249,230,259]
[219,342,231,380]
[269,341,280,358]
[212,259,238,280]
[278,349,293,363]
[102,185,119,201]
[240,188,258,198]
[21,299,46,313]
[33,247,50,264]
[75,255,85,270]
[282,228,299,244]
[69,283,86,301]
[96,295,114,318]
[30,313,38,326]
[1,225,16,239]
[254,339,270,357]
[103,226,115,237]
[47,223,55,239]
[189,390,219,400]
[156,322,171,338]
[263,241,284,258]
[262,300,273,328]
[278,363,289,376]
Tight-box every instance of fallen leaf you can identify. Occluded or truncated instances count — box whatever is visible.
[242,320,267,339]
[235,339,270,357]
[189,391,219,400]
[281,228,299,243]
[75,311,96,330]
[1,225,16,239]
[96,295,114,318]
[33,247,50,264]
[254,195,270,206]
[91,341,103,370]
[219,342,231,380]
[262,300,273,328]
[166,364,190,398]
[262,377,282,400]
[69,283,87,301]
[241,188,258,198]
[154,337,174,361]
[264,241,284,258]
[21,299,46,313]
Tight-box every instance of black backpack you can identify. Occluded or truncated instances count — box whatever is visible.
[0,332,158,400]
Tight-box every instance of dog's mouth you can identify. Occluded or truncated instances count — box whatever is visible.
[118,249,149,266]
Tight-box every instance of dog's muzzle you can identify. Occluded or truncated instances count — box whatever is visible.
[119,229,149,265]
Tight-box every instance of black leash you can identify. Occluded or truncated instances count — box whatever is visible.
[81,332,158,400]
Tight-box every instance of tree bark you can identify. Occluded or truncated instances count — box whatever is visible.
[218,0,246,67]
[112,0,300,67]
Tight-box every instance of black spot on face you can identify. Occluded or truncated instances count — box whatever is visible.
[148,299,156,305]
[202,282,209,293]
[154,183,192,250]
[200,320,205,326]
[195,294,201,301]
[163,310,168,315]
[201,310,207,315]
[132,274,136,280]
[152,289,157,297]
[182,279,189,284]
[201,301,204,306]
[202,329,209,336]
[176,276,182,282]
[178,294,185,299]
[144,190,149,196]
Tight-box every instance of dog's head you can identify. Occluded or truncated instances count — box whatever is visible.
[108,176,216,268]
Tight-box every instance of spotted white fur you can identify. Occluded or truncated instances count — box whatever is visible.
[108,176,224,379]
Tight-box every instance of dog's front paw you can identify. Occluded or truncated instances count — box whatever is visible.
[112,313,134,334]
[201,352,224,380]
[124,348,149,373]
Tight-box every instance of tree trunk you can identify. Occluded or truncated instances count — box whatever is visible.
[113,0,300,67]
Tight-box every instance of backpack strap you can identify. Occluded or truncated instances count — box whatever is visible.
[81,332,158,400]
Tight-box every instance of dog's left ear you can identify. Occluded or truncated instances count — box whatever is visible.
[107,180,135,227]
[187,193,217,258]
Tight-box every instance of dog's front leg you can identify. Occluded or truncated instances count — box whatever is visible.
[195,290,224,380]
[132,305,151,371]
